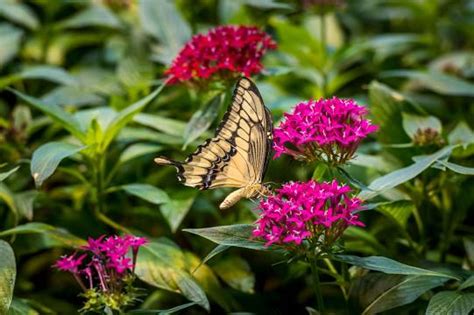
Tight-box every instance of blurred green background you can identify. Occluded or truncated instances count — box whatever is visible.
[1,0,473,314]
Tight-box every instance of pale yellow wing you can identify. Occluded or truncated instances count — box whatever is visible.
[154,77,273,190]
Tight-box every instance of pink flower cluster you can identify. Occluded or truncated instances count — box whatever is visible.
[253,180,363,247]
[273,98,378,164]
[165,25,276,84]
[55,235,147,291]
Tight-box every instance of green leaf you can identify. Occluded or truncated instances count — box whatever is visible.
[41,86,104,107]
[121,184,169,205]
[334,255,460,280]
[13,191,38,221]
[426,291,474,315]
[58,5,122,29]
[0,1,39,30]
[0,222,85,248]
[344,227,388,256]
[213,256,255,293]
[382,70,474,96]
[30,142,85,187]
[160,191,196,233]
[368,81,416,145]
[436,160,474,175]
[312,163,328,181]
[134,113,187,137]
[0,184,18,217]
[358,146,454,200]
[118,143,163,164]
[0,166,19,182]
[129,302,196,315]
[402,112,442,140]
[135,240,210,311]
[351,273,447,315]
[184,224,270,251]
[459,275,474,291]
[448,121,474,145]
[199,245,231,268]
[9,89,86,142]
[0,24,23,67]
[183,93,224,148]
[139,0,191,64]
[19,65,78,86]
[0,240,15,314]
[375,200,415,229]
[101,82,166,151]
[7,298,39,315]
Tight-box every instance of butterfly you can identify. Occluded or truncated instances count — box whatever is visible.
[154,77,273,209]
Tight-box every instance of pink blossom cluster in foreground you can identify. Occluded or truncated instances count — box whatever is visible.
[165,25,276,84]
[253,180,363,247]
[55,235,147,290]
[273,97,378,164]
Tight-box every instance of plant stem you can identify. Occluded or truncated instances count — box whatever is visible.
[93,154,131,234]
[309,256,325,314]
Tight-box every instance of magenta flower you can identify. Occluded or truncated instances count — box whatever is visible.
[273,98,378,165]
[55,253,87,273]
[253,180,364,248]
[165,25,276,85]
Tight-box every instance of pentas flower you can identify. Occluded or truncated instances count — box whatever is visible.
[165,25,276,85]
[273,97,378,165]
[253,180,363,250]
[54,235,148,313]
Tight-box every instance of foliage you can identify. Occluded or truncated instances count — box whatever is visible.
[0,0,473,314]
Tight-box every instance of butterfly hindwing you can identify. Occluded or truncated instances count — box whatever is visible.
[154,77,273,191]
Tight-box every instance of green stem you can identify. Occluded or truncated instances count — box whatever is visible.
[93,154,131,234]
[309,257,325,314]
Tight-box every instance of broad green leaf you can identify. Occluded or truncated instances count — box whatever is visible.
[459,275,474,291]
[426,291,474,315]
[119,127,184,145]
[344,227,388,256]
[119,143,163,164]
[13,191,37,221]
[184,224,270,251]
[448,121,474,145]
[0,1,38,30]
[41,86,104,107]
[351,154,394,172]
[134,113,187,137]
[7,298,39,315]
[375,200,415,229]
[383,70,474,96]
[135,240,210,311]
[0,24,23,67]
[101,82,166,151]
[30,142,85,187]
[160,191,196,233]
[0,240,15,314]
[213,256,255,293]
[402,112,442,140]
[9,89,86,142]
[312,163,328,181]
[0,166,19,182]
[334,255,460,280]
[121,184,169,205]
[0,222,85,248]
[58,5,122,29]
[183,93,224,148]
[20,65,78,86]
[437,160,474,175]
[0,184,18,217]
[358,146,454,200]
[139,0,191,64]
[350,273,447,315]
[117,56,153,88]
[368,81,416,145]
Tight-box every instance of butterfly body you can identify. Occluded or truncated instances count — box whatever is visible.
[154,77,273,209]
